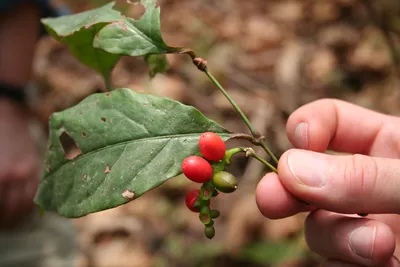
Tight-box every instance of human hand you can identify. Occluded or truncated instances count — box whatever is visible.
[0,99,40,228]
[256,99,400,267]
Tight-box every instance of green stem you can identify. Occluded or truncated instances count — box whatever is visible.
[248,151,278,173]
[204,70,258,136]
[204,69,279,166]
[260,141,279,165]
[223,147,245,164]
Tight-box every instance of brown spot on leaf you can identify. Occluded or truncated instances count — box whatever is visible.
[104,165,111,173]
[82,132,87,137]
[105,92,110,97]
[85,21,98,29]
[122,189,135,201]
[46,165,51,173]
[59,131,82,160]
[111,21,129,31]
[83,174,88,180]
[101,117,106,122]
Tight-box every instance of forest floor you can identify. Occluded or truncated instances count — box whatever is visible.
[31,0,400,266]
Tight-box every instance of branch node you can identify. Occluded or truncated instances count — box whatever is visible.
[193,57,208,71]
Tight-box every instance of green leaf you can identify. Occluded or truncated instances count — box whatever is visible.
[145,54,170,77]
[93,0,183,56]
[41,2,122,82]
[41,0,187,85]
[34,88,232,218]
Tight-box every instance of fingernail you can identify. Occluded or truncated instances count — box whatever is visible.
[349,226,376,260]
[294,122,308,149]
[287,150,327,187]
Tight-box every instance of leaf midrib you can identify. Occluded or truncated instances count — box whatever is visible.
[44,132,230,180]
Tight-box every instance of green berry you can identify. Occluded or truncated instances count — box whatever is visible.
[210,210,220,219]
[212,171,238,193]
[205,225,215,239]
[200,181,214,201]
[199,206,212,225]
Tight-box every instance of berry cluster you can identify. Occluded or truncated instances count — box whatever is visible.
[181,132,238,239]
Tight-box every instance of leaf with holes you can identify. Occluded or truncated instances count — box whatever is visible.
[93,0,185,57]
[42,0,187,85]
[41,2,122,82]
[34,88,232,218]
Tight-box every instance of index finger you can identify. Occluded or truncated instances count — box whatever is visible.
[286,99,400,156]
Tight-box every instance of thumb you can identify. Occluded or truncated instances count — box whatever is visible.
[278,149,400,214]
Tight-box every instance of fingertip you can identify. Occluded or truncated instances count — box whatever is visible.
[256,172,308,219]
[286,99,334,152]
[370,221,396,266]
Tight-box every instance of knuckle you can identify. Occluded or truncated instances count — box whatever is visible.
[340,154,378,202]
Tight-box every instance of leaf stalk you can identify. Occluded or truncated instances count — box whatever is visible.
[203,69,279,166]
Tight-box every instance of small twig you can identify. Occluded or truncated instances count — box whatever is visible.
[204,69,259,136]
[229,133,259,145]
[245,148,277,173]
[184,50,280,167]
[242,98,273,189]
[259,141,279,165]
[205,68,279,165]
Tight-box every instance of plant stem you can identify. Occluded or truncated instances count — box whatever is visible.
[248,150,278,173]
[223,147,246,164]
[204,70,258,135]
[260,141,279,165]
[203,69,279,165]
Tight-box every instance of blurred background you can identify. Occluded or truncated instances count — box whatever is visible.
[30,0,400,266]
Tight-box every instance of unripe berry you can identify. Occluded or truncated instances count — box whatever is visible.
[199,132,226,161]
[212,171,238,193]
[205,225,215,239]
[210,210,220,219]
[185,189,200,212]
[182,156,213,183]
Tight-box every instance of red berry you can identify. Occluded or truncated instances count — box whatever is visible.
[181,156,213,183]
[199,132,226,161]
[185,189,200,212]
